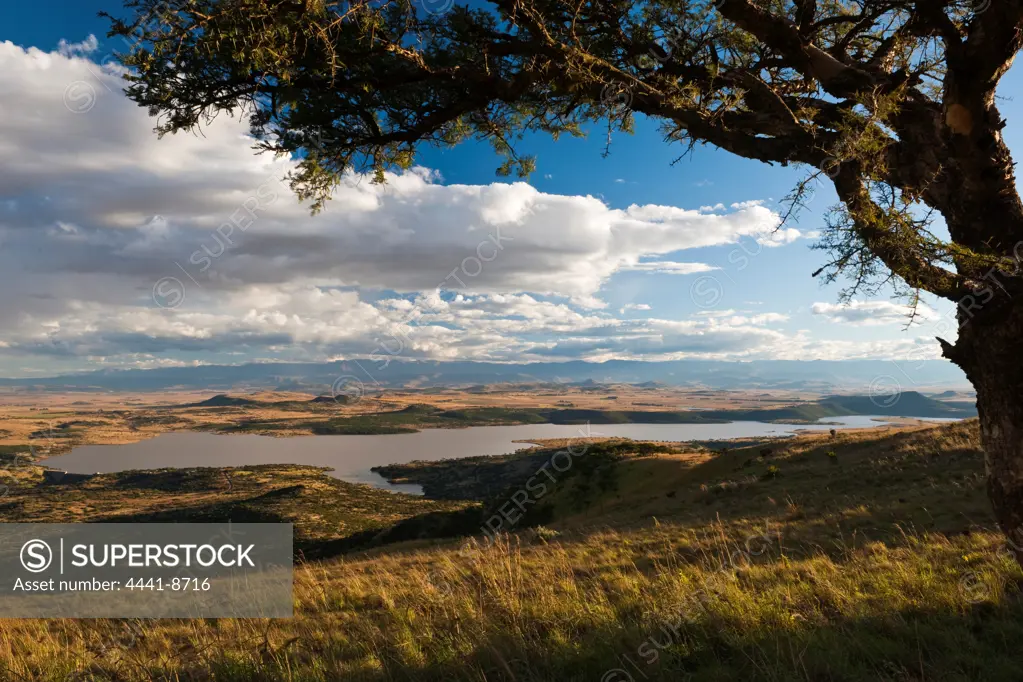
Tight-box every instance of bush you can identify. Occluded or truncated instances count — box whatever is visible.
[531,526,561,544]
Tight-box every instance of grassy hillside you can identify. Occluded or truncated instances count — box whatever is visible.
[373,440,684,500]
[694,391,974,421]
[3,420,1022,681]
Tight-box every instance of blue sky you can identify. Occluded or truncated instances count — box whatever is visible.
[0,1,1014,379]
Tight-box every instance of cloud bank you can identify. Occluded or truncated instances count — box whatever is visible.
[0,39,933,375]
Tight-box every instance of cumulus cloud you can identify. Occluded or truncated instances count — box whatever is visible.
[811,300,940,326]
[0,40,790,295]
[0,40,860,374]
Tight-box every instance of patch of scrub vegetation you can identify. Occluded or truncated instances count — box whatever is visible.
[539,407,725,423]
[127,414,193,428]
[6,420,1021,681]
[0,463,474,556]
[205,418,309,434]
[0,444,32,461]
[374,440,683,500]
[487,442,638,529]
[303,404,548,434]
[300,404,724,435]
[310,421,419,435]
[435,406,551,423]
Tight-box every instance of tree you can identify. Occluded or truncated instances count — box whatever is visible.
[108,0,1023,557]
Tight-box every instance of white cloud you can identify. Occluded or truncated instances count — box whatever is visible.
[0,41,862,373]
[765,333,944,362]
[757,227,803,247]
[0,40,785,303]
[57,34,99,57]
[621,261,719,275]
[811,300,939,326]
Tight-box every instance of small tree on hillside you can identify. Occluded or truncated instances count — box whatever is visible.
[107,0,1023,559]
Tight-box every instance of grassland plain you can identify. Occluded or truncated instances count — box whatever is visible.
[2,420,1021,681]
[0,387,974,455]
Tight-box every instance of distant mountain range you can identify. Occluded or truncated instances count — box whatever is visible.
[0,358,971,393]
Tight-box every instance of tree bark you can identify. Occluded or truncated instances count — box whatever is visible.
[945,292,1023,562]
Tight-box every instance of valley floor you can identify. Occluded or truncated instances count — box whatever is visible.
[0,385,972,458]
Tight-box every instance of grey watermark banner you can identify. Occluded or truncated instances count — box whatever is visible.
[0,523,293,618]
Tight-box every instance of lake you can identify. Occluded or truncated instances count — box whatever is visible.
[41,416,947,495]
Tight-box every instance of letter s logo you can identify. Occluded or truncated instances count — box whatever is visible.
[20,539,52,573]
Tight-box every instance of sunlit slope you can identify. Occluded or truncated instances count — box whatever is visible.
[5,419,1023,681]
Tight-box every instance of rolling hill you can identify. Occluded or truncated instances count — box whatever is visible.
[3,420,1021,680]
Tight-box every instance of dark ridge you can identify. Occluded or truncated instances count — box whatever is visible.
[182,394,257,408]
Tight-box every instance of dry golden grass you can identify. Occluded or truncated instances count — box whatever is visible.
[2,420,1021,680]
[1,527,1019,680]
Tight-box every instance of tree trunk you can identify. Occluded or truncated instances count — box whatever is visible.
[945,296,1023,563]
